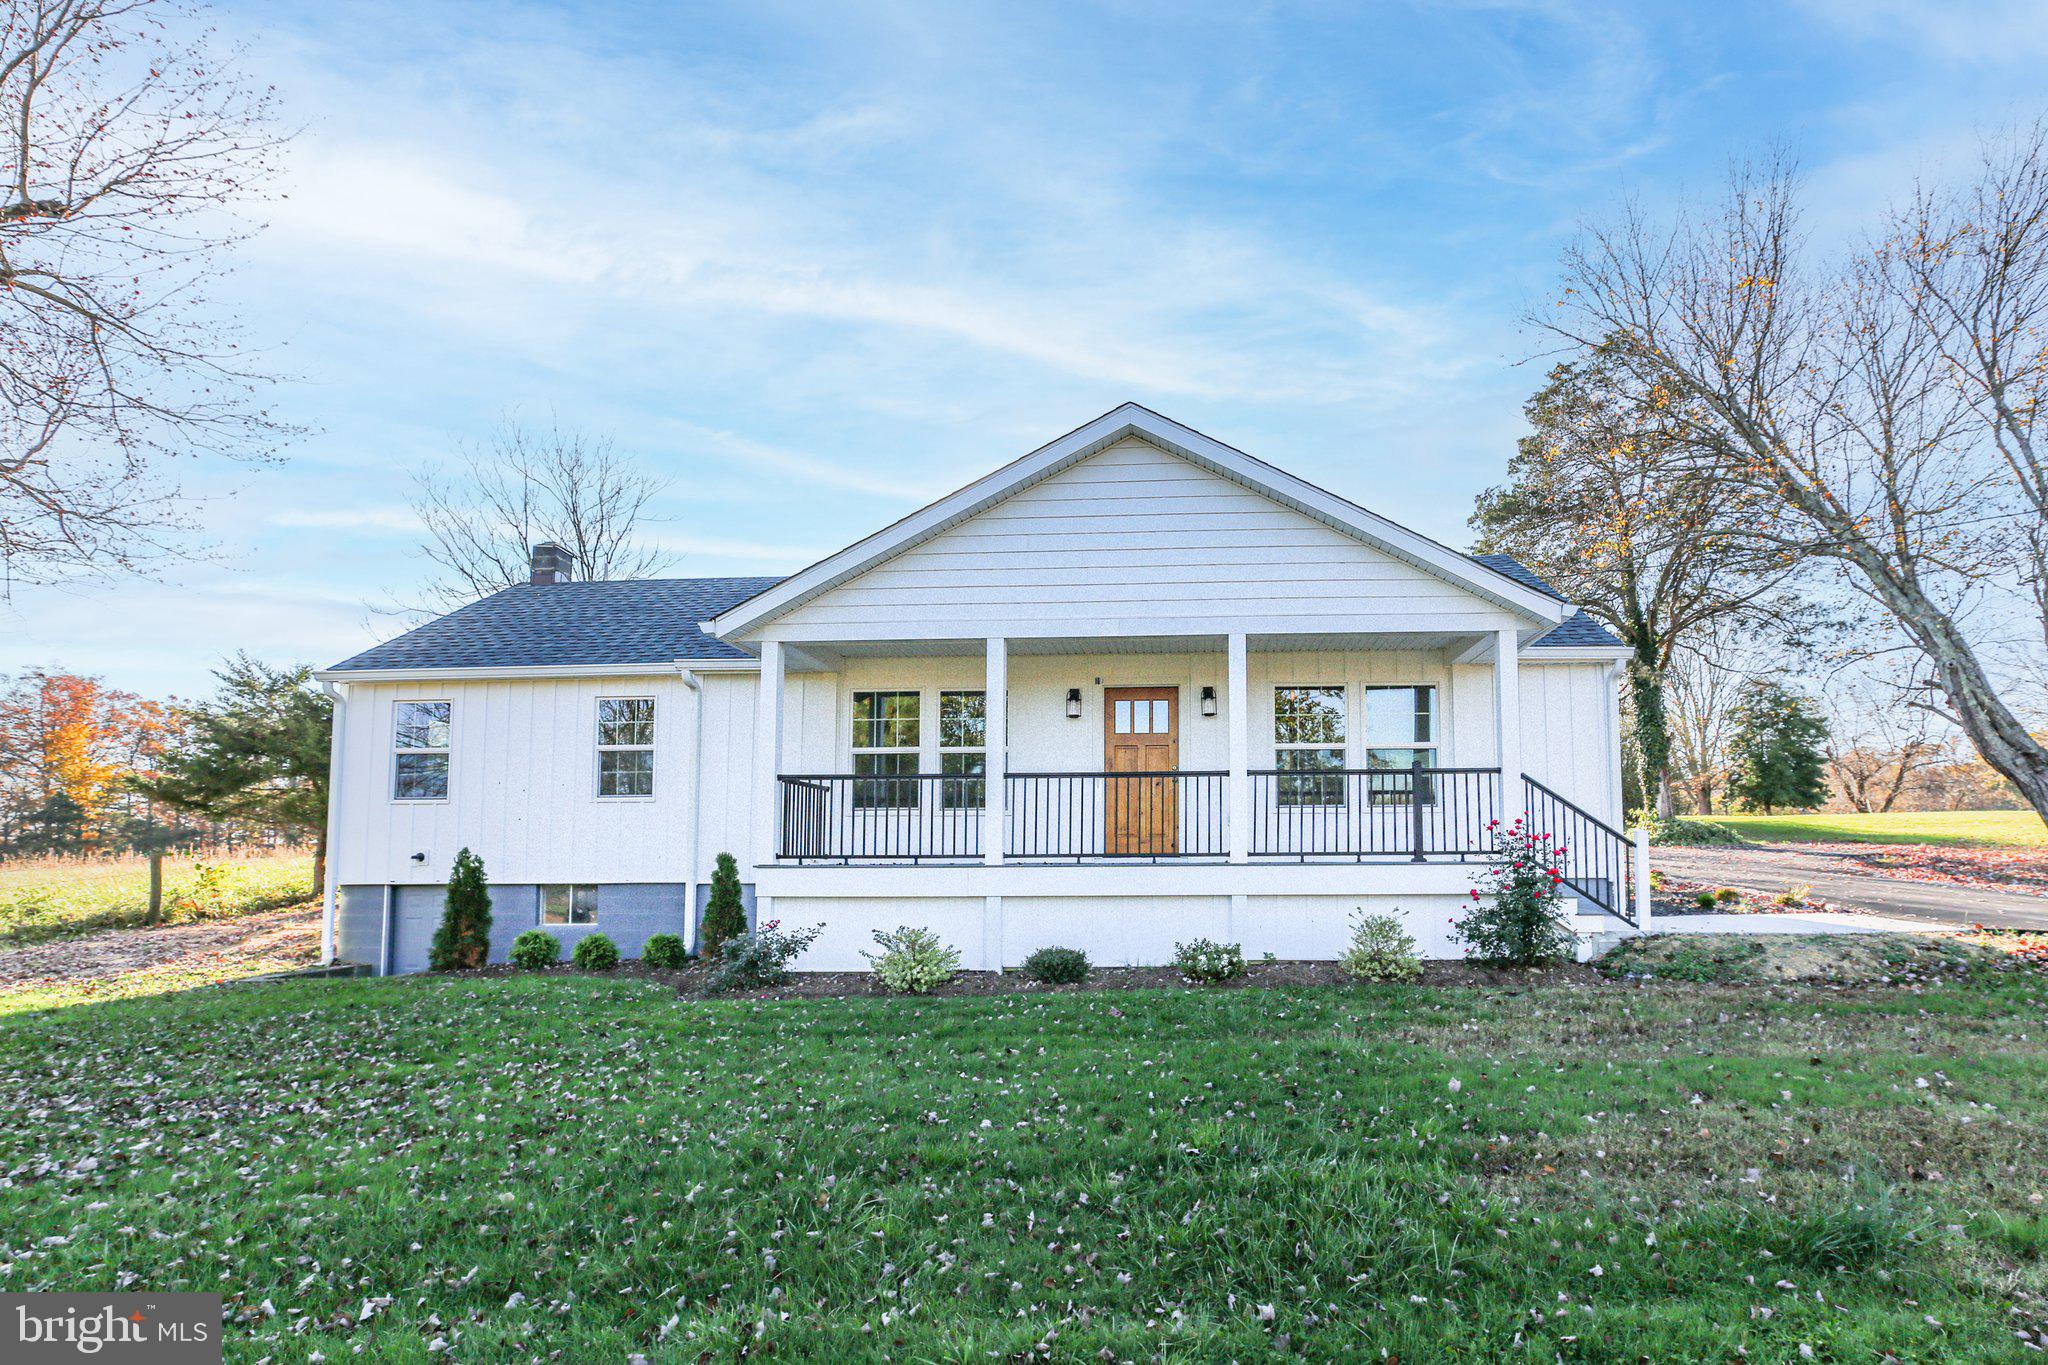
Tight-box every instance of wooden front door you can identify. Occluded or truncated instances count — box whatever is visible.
[1104,687,1178,856]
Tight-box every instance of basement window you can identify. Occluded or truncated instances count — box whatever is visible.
[541,885,598,925]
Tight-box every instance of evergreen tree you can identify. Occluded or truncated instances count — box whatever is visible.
[1726,682,1829,813]
[134,656,333,888]
[700,852,747,959]
[429,848,494,971]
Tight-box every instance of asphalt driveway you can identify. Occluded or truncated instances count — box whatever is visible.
[1654,845,2048,931]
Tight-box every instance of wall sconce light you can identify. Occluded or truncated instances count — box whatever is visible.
[1066,688,1083,719]
[410,851,427,864]
[1200,685,1218,717]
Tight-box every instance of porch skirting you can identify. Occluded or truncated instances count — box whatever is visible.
[758,862,1597,972]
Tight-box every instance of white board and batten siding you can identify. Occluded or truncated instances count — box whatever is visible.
[330,672,761,888]
[760,438,1529,643]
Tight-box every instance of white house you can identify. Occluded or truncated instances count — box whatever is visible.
[315,404,1639,973]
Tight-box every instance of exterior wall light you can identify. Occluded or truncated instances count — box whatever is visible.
[1066,688,1083,719]
[1200,685,1218,717]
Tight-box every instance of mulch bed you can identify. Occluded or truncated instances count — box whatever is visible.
[457,956,1605,999]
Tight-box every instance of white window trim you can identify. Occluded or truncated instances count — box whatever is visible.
[1273,684,1348,809]
[595,696,657,801]
[540,884,600,926]
[1362,684,1440,767]
[391,698,452,804]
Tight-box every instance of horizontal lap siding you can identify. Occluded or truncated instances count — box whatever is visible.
[769,438,1516,637]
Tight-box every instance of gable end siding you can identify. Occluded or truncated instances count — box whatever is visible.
[766,438,1523,640]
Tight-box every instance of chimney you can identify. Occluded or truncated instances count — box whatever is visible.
[529,542,573,585]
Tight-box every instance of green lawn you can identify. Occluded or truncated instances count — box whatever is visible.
[1703,809,2046,849]
[0,850,314,945]
[2,972,2044,1359]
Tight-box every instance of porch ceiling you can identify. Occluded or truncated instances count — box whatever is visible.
[786,630,1494,668]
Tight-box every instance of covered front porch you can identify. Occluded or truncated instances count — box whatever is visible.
[747,628,1630,916]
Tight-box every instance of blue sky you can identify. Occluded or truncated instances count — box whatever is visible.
[7,0,2047,698]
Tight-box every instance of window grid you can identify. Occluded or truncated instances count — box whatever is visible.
[939,690,986,810]
[1273,686,1346,807]
[596,698,655,798]
[392,700,451,801]
[852,690,921,809]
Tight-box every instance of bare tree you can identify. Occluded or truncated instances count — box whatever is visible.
[1472,342,1818,818]
[0,0,285,592]
[1820,660,1941,813]
[1542,128,2048,825]
[410,419,676,606]
[1665,620,1779,815]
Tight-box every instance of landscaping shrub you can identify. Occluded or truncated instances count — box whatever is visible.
[1021,946,1090,985]
[1639,814,1750,847]
[428,848,493,971]
[572,934,620,972]
[509,930,560,970]
[1174,937,1246,984]
[640,933,688,969]
[1337,910,1422,983]
[709,920,821,992]
[1714,886,1743,904]
[864,926,961,994]
[1694,890,1720,910]
[1454,818,1574,966]
[700,852,748,960]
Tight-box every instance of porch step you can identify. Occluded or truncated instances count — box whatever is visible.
[1576,929,1635,962]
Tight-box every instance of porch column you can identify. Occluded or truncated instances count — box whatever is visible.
[1495,628,1526,828]
[984,636,1007,865]
[754,639,785,867]
[1226,631,1250,863]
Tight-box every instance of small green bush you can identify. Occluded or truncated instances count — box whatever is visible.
[1714,886,1743,904]
[1694,890,1720,910]
[572,934,620,972]
[1337,910,1423,983]
[509,930,560,970]
[864,925,961,994]
[1021,946,1090,985]
[640,933,688,969]
[709,920,821,993]
[1174,938,1246,985]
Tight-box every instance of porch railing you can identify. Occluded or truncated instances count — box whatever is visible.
[1523,774,1635,925]
[1005,771,1228,862]
[777,773,985,863]
[1247,766,1502,862]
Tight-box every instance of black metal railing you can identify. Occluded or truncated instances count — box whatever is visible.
[1004,771,1228,861]
[777,774,985,863]
[1522,774,1634,924]
[1247,766,1501,861]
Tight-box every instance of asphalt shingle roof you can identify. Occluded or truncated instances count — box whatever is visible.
[325,577,786,672]
[327,555,1622,673]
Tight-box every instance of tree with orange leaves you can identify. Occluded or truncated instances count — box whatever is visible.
[0,668,176,851]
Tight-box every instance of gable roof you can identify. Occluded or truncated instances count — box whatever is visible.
[321,577,785,675]
[316,555,1614,678]
[706,403,1569,641]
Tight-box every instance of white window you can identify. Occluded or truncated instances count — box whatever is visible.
[393,700,451,801]
[939,690,986,810]
[1364,685,1438,802]
[852,691,920,808]
[1274,686,1346,807]
[596,698,655,798]
[541,885,598,925]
